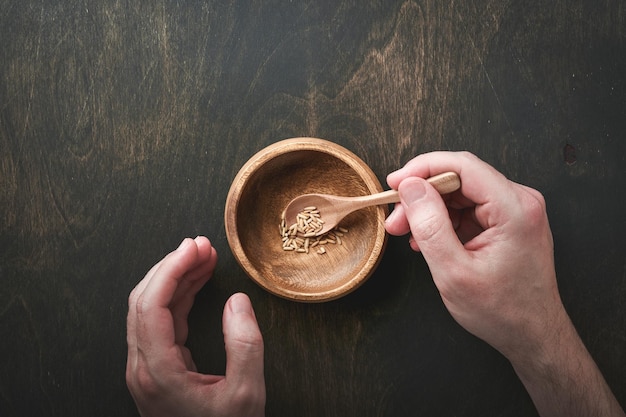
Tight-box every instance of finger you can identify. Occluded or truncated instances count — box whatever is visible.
[388,151,474,188]
[131,235,199,302]
[128,257,166,329]
[135,238,201,356]
[170,237,217,309]
[398,177,468,274]
[222,293,265,389]
[180,237,217,282]
[126,304,140,390]
[171,244,218,345]
[127,255,168,375]
[384,203,411,236]
[388,151,511,209]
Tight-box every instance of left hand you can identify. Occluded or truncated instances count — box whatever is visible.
[126,236,266,417]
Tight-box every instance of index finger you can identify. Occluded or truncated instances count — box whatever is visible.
[134,238,201,356]
[127,255,168,372]
[387,151,511,208]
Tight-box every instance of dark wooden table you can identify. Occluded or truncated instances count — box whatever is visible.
[1,1,624,416]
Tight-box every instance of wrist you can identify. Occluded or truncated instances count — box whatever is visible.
[487,284,571,368]
[506,311,579,385]
[504,309,625,417]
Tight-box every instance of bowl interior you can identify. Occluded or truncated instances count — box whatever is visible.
[226,139,387,302]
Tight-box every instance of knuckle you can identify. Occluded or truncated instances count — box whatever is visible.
[229,384,266,415]
[520,191,547,226]
[456,150,477,162]
[231,332,264,356]
[129,365,161,397]
[134,292,150,318]
[411,211,445,243]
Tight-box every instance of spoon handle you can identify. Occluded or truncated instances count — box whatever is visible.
[348,189,400,207]
[426,171,461,194]
[349,171,460,209]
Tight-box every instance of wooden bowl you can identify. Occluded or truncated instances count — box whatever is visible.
[225,138,388,302]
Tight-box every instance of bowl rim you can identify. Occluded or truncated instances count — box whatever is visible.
[224,137,388,302]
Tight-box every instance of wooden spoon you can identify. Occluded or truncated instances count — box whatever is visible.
[282,171,460,236]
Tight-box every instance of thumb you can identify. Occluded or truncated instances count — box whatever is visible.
[222,293,265,387]
[398,177,466,271]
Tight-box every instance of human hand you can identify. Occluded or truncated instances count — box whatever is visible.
[385,152,625,416]
[384,151,564,359]
[126,237,265,417]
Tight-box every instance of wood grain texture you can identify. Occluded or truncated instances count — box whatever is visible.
[1,0,625,416]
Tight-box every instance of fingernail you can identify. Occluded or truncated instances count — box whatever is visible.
[385,206,399,224]
[229,293,252,314]
[386,170,403,188]
[400,179,427,205]
[177,238,191,251]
